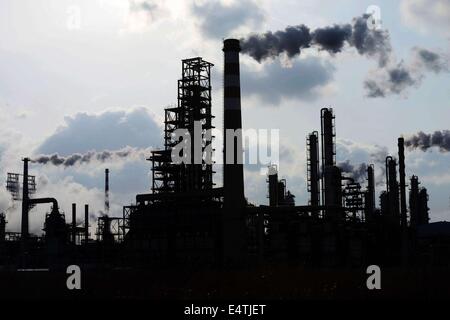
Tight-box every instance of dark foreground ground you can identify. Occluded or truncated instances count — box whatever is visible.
[1,265,449,300]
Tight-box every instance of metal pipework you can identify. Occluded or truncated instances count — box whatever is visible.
[21,158,30,241]
[28,197,58,209]
[385,156,400,222]
[0,213,6,242]
[268,165,278,206]
[365,164,375,221]
[307,131,320,215]
[385,156,393,192]
[398,137,407,228]
[409,175,419,227]
[72,203,76,244]
[320,108,335,207]
[105,168,110,215]
[84,204,89,244]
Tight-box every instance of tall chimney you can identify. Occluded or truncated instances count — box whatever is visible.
[72,203,76,244]
[105,168,110,215]
[398,138,407,228]
[222,38,245,263]
[84,204,89,244]
[223,39,245,206]
[21,158,30,242]
[307,132,320,216]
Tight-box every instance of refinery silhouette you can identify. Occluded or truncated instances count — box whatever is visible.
[1,39,450,300]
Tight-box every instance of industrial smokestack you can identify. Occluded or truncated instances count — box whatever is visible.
[398,137,407,228]
[84,204,89,244]
[223,38,245,206]
[307,132,320,216]
[72,203,76,244]
[105,168,110,215]
[21,158,30,242]
[222,38,246,263]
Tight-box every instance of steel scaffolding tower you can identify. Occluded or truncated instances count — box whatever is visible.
[150,57,214,195]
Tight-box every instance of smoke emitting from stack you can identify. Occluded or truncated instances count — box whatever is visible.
[240,14,391,66]
[240,14,449,98]
[338,160,367,183]
[32,147,150,167]
[405,130,450,152]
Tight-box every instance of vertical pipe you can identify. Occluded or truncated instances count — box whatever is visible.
[277,180,286,205]
[321,109,334,169]
[367,165,375,211]
[308,132,320,215]
[268,165,278,206]
[418,188,429,225]
[21,158,30,242]
[72,203,76,244]
[84,204,89,244]
[320,108,335,207]
[105,168,110,215]
[0,213,6,242]
[386,157,400,223]
[365,164,375,222]
[409,175,419,227]
[398,138,407,228]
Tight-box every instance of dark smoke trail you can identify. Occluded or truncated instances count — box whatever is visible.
[405,131,450,152]
[241,14,391,67]
[240,25,312,62]
[338,160,367,183]
[32,147,149,167]
[364,47,449,98]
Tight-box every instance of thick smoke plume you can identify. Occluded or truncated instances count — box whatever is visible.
[32,147,150,167]
[241,14,391,67]
[338,160,367,183]
[241,14,449,98]
[364,47,449,97]
[405,130,450,152]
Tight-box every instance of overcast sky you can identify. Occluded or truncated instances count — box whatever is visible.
[0,0,449,233]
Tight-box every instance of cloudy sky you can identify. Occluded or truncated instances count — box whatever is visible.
[0,0,449,234]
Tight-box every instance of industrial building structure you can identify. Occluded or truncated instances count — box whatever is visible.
[1,39,450,276]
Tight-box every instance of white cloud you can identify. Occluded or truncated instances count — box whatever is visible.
[400,0,450,36]
[192,0,266,39]
[241,57,336,105]
[37,107,163,156]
